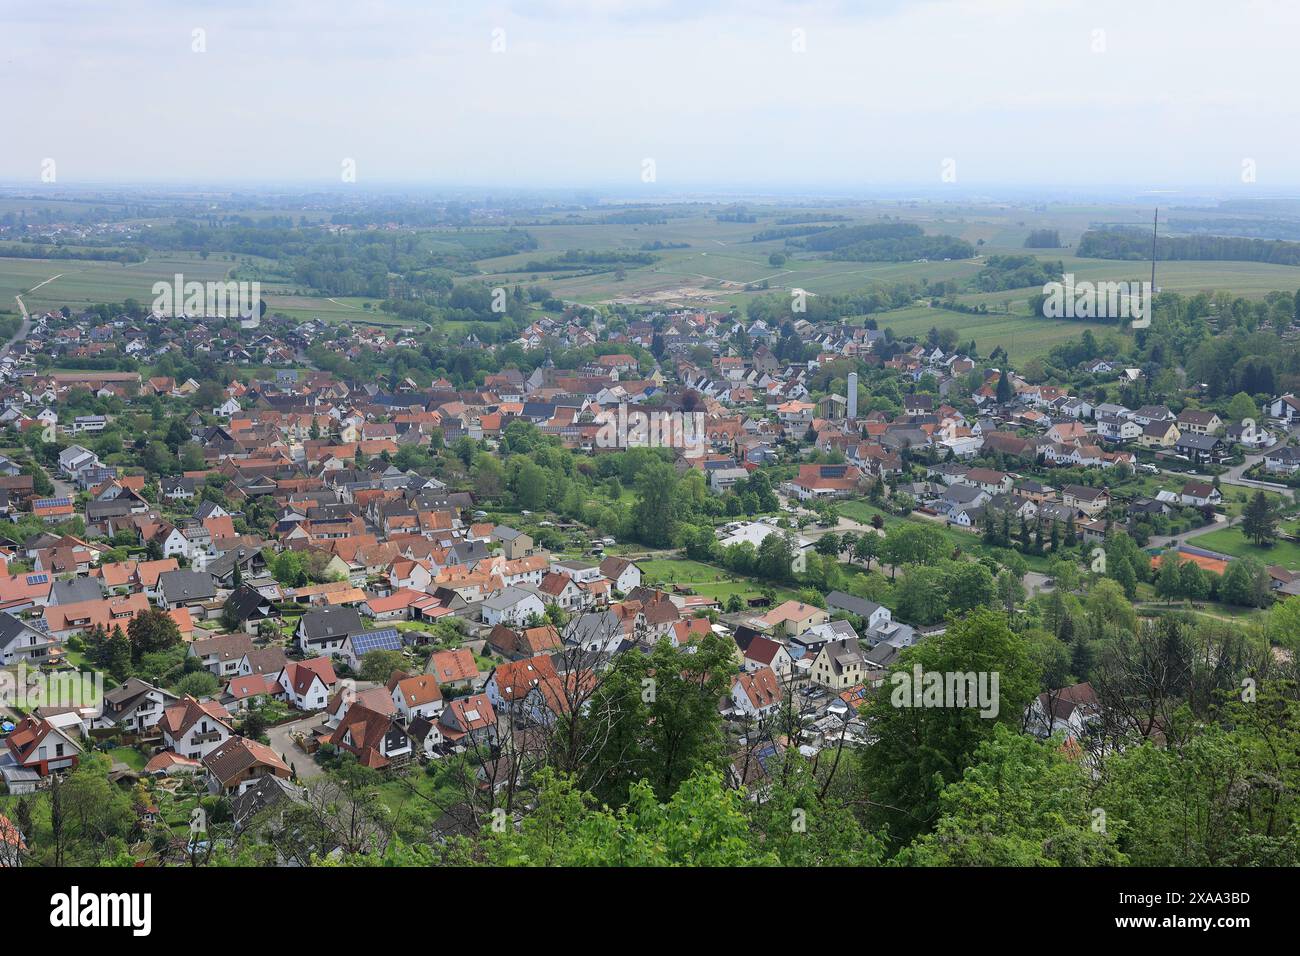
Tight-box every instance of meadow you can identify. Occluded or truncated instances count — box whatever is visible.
[1186,527,1300,570]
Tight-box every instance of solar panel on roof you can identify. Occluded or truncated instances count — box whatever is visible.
[349,628,402,655]
[26,574,48,585]
[34,497,71,509]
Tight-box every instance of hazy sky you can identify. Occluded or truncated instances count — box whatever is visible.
[4,0,1299,191]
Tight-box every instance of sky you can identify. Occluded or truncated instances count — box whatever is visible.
[4,0,1300,193]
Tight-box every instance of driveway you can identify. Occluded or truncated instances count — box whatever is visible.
[1024,571,1054,595]
[267,712,329,780]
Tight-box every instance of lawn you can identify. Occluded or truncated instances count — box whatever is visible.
[638,558,801,604]
[1188,527,1300,570]
[106,745,147,770]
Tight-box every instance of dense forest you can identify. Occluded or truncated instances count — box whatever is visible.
[793,222,975,262]
[1079,227,1300,266]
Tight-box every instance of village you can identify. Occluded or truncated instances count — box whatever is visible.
[0,288,1296,868]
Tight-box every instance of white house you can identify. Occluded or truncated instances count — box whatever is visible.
[599,556,642,593]
[160,697,234,760]
[388,672,444,723]
[92,678,177,734]
[480,586,546,628]
[276,658,336,711]
[731,666,783,718]
[742,635,794,680]
[1268,394,1300,422]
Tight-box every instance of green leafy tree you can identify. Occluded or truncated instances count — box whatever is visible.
[127,608,182,665]
[632,459,679,547]
[359,649,406,682]
[858,608,1041,847]
[1225,391,1258,423]
[900,725,1125,866]
[175,671,219,698]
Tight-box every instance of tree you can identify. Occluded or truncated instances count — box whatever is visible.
[545,631,728,810]
[756,530,795,582]
[1178,558,1209,601]
[683,524,717,562]
[481,768,773,866]
[1267,598,1300,653]
[881,523,946,579]
[632,460,679,547]
[1048,556,1081,593]
[1220,557,1270,607]
[176,671,219,698]
[995,370,1013,404]
[858,608,1041,847]
[1241,491,1278,547]
[512,460,549,511]
[127,608,182,665]
[242,709,269,741]
[899,725,1125,866]
[895,566,949,625]
[104,625,131,681]
[815,532,840,557]
[1097,689,1300,866]
[852,532,880,571]
[1155,551,1184,604]
[359,649,406,682]
[1226,391,1258,423]
[944,561,995,613]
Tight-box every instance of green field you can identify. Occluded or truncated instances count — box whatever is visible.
[1187,527,1300,571]
[638,558,801,604]
[863,305,1110,363]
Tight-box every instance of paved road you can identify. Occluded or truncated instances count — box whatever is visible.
[1158,451,1294,498]
[4,274,56,360]
[1147,513,1239,550]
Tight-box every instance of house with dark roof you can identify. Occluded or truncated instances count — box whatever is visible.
[329,703,413,769]
[276,658,338,711]
[222,584,279,633]
[202,736,291,795]
[810,638,866,690]
[0,611,61,667]
[188,632,255,677]
[156,569,217,611]
[92,678,177,735]
[295,605,363,655]
[825,591,892,631]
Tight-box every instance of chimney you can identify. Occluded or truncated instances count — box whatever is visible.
[847,371,858,420]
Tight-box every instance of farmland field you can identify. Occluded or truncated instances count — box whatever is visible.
[0,253,240,312]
